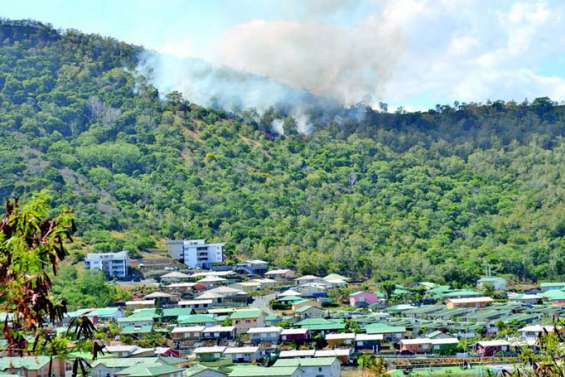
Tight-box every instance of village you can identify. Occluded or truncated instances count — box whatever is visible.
[2,239,564,377]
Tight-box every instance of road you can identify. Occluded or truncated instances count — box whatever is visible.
[251,292,277,316]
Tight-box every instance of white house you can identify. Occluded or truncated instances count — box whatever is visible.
[273,357,341,377]
[247,327,282,345]
[85,251,129,278]
[167,239,224,269]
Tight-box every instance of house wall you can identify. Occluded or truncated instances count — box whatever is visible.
[301,362,340,377]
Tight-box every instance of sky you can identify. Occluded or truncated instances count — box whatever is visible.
[3,0,565,111]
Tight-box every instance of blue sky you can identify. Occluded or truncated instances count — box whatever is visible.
[2,0,565,110]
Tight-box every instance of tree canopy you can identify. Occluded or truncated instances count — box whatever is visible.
[0,19,564,285]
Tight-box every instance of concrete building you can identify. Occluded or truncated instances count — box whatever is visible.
[85,251,129,279]
[167,239,224,269]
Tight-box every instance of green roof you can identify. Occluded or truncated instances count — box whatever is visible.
[121,324,153,335]
[273,357,337,367]
[119,316,155,323]
[296,317,345,331]
[365,323,406,334]
[163,308,193,318]
[178,314,216,324]
[441,289,481,298]
[93,358,182,369]
[228,366,298,377]
[89,307,121,317]
[541,289,565,300]
[276,296,303,302]
[185,364,225,377]
[230,308,263,320]
[0,356,51,371]
[118,364,184,377]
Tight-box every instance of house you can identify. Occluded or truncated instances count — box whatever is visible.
[126,300,156,310]
[364,323,406,341]
[177,314,217,327]
[325,333,355,348]
[184,364,226,377]
[167,239,224,269]
[539,282,565,292]
[297,318,346,335]
[281,328,310,343]
[446,296,494,309]
[118,313,155,328]
[295,275,322,286]
[227,366,300,377]
[247,326,282,345]
[121,324,154,337]
[299,284,328,298]
[115,364,184,377]
[265,269,296,281]
[201,326,236,340]
[400,338,432,353]
[314,349,351,364]
[160,271,191,284]
[278,350,316,358]
[197,286,249,306]
[0,356,65,377]
[476,340,510,356]
[508,293,542,304]
[197,275,228,289]
[230,308,265,334]
[90,358,184,377]
[144,292,177,307]
[349,291,384,308]
[194,346,226,362]
[273,357,341,377]
[252,278,277,289]
[354,333,383,352]
[104,344,146,358]
[171,326,205,343]
[236,260,269,275]
[85,251,129,279]
[88,307,124,324]
[294,305,324,319]
[178,299,213,312]
[541,289,565,306]
[279,289,302,297]
[235,281,262,292]
[477,276,508,291]
[223,346,261,363]
[519,325,558,342]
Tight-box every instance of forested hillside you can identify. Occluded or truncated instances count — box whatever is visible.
[1,19,564,285]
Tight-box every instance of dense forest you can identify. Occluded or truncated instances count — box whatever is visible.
[1,19,564,286]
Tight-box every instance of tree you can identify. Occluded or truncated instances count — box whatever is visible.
[381,282,396,300]
[358,354,387,377]
[0,191,102,375]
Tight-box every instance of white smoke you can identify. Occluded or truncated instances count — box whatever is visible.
[217,18,404,107]
[270,119,285,135]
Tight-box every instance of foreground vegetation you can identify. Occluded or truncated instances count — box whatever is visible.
[0,19,564,286]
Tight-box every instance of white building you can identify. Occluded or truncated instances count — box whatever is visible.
[167,239,224,269]
[84,251,129,278]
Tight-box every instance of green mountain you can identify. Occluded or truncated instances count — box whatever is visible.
[1,19,564,285]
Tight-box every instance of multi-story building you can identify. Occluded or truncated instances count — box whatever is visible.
[167,239,224,269]
[85,251,129,279]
